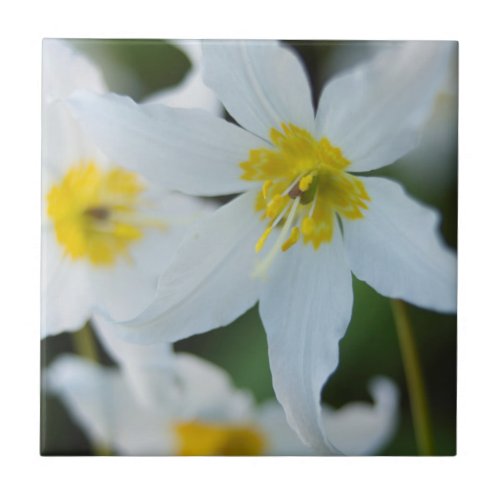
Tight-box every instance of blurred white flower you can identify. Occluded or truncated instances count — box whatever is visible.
[45,352,399,456]
[69,41,457,453]
[42,40,214,336]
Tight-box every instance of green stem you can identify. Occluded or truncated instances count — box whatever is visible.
[73,323,112,456]
[391,299,435,455]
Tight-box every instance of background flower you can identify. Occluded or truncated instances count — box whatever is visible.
[44,352,398,456]
[42,40,215,336]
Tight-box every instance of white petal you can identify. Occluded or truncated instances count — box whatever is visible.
[68,91,266,195]
[322,377,399,455]
[94,313,174,368]
[127,188,216,277]
[343,176,457,312]
[255,401,314,456]
[144,69,222,115]
[170,353,255,421]
[202,40,315,140]
[43,100,106,182]
[41,232,93,336]
[42,39,106,105]
[316,42,454,172]
[44,355,171,455]
[116,190,265,343]
[88,259,158,323]
[258,233,353,454]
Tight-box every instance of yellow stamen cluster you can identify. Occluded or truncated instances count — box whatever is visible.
[240,123,371,254]
[174,420,266,456]
[46,161,163,266]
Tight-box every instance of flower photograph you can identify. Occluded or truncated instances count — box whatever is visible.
[41,39,457,456]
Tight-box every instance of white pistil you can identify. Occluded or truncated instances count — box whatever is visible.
[254,196,301,279]
[281,173,303,197]
[271,199,292,229]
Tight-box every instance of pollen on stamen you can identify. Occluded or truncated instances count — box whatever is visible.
[298,174,314,192]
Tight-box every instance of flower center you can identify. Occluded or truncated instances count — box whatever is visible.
[174,420,266,456]
[240,123,370,258]
[46,161,163,266]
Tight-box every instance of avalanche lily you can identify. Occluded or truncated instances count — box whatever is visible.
[45,352,399,456]
[42,40,214,336]
[68,41,457,453]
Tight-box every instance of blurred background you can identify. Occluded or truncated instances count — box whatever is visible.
[41,39,457,456]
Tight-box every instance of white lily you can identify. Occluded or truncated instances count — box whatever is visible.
[45,353,399,456]
[68,41,457,453]
[42,40,214,336]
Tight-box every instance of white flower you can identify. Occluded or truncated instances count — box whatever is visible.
[42,40,214,336]
[68,41,457,453]
[45,352,399,456]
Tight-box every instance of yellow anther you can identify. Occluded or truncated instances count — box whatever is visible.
[261,180,273,199]
[298,174,314,192]
[301,216,315,236]
[281,226,300,252]
[255,226,273,253]
[265,194,286,219]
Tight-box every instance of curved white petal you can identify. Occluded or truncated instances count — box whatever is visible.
[322,377,399,455]
[117,191,265,343]
[42,39,106,105]
[144,69,222,115]
[202,40,315,140]
[92,313,174,368]
[258,233,353,454]
[343,176,457,312]
[316,42,454,172]
[44,355,171,455]
[68,90,265,195]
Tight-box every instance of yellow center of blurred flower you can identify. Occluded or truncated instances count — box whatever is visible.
[174,420,266,456]
[241,124,370,270]
[46,162,163,266]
